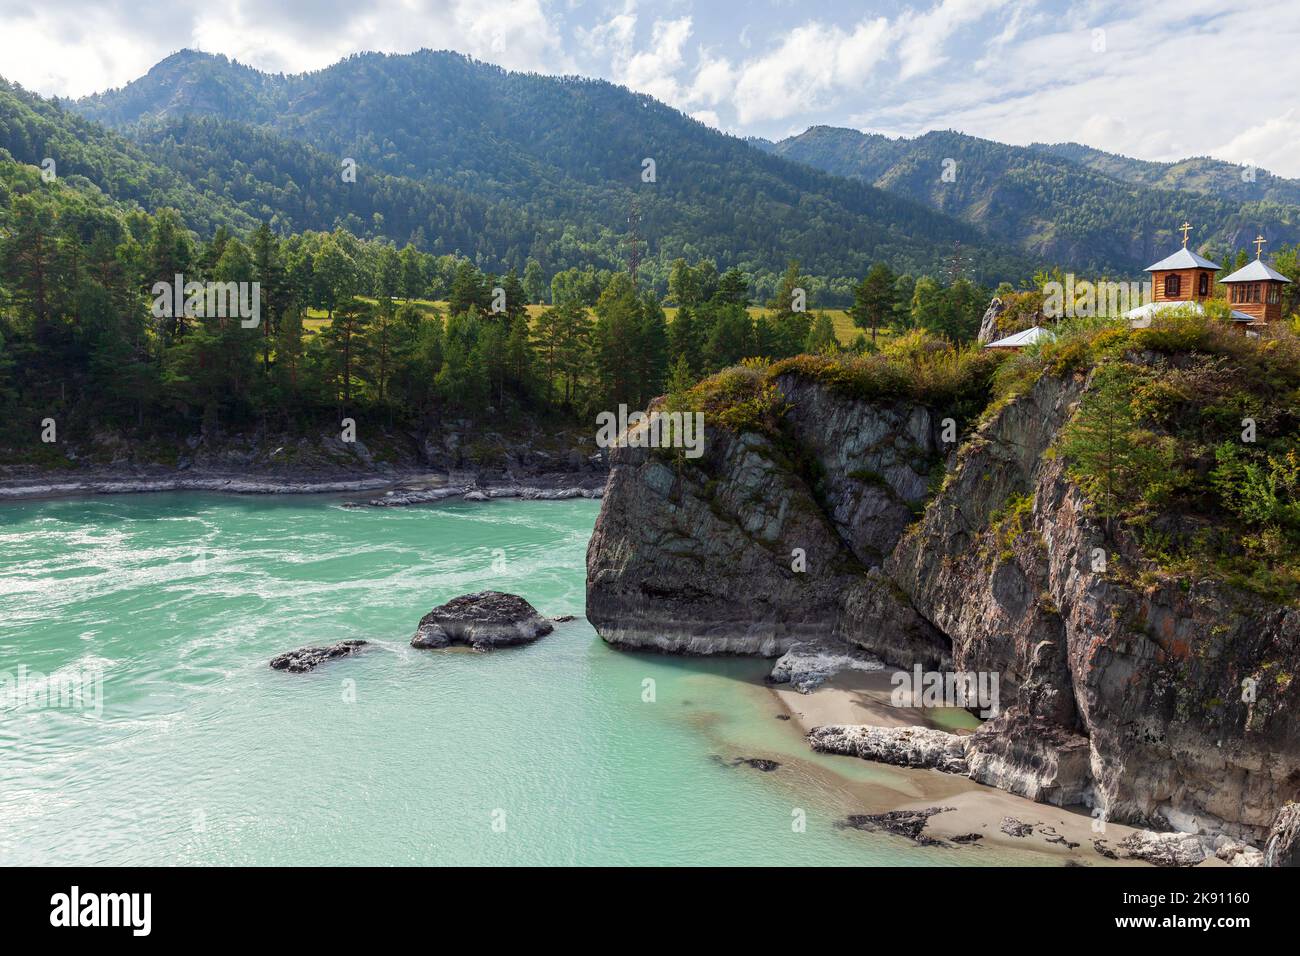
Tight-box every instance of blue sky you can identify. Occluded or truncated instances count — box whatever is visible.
[4,0,1298,175]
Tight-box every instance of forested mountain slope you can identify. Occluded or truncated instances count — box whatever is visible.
[68,50,1030,290]
[764,126,1300,274]
[1034,141,1300,207]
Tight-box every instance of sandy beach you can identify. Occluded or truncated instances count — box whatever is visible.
[769,667,1228,867]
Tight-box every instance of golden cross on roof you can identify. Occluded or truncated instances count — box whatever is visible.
[1179,222,1192,247]
[1254,234,1267,259]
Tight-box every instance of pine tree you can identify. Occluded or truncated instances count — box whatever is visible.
[590,273,643,410]
[399,244,425,300]
[505,311,535,398]
[449,260,489,317]
[319,296,374,414]
[145,208,194,342]
[636,292,669,404]
[705,303,755,369]
[437,311,488,412]
[251,222,286,374]
[766,261,810,357]
[500,267,529,327]
[668,305,703,374]
[665,354,695,396]
[1061,365,1172,527]
[851,262,896,347]
[713,268,749,307]
[312,235,358,323]
[805,312,838,354]
[668,258,700,307]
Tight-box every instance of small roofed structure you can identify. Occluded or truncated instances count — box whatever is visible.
[984,325,1056,350]
[1146,222,1221,303]
[1220,235,1292,326]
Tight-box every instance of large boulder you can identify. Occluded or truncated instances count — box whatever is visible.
[411,591,554,650]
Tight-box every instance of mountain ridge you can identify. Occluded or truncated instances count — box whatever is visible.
[762,125,1300,273]
[62,49,1030,292]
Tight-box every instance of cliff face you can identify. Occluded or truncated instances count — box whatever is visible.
[890,371,1300,839]
[584,379,947,664]
[585,367,1300,842]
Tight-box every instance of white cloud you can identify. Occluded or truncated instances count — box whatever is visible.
[896,0,1011,80]
[622,16,693,103]
[842,0,1300,176]
[0,0,574,98]
[732,17,891,124]
[1211,110,1300,180]
[688,55,736,107]
[4,0,1300,177]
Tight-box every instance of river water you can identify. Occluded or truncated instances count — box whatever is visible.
[0,494,1033,865]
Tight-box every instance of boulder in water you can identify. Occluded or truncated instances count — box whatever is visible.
[269,639,367,673]
[411,591,553,651]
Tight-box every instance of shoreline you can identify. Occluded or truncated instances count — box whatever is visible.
[768,668,1233,867]
[0,468,608,505]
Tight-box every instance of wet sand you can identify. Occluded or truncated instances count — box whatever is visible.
[766,668,1226,867]
[773,668,982,735]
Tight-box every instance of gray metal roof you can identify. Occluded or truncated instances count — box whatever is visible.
[1220,258,1292,284]
[1144,247,1222,272]
[984,325,1056,348]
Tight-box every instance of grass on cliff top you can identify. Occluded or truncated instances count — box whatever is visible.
[668,330,1008,437]
[990,304,1300,410]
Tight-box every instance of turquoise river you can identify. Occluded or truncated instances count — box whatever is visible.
[0,493,1040,866]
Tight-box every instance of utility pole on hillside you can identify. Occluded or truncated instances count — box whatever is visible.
[948,240,966,284]
[626,196,643,287]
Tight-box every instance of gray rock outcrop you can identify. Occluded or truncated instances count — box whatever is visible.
[269,639,368,673]
[1264,803,1300,866]
[585,381,949,663]
[808,724,970,774]
[411,591,554,650]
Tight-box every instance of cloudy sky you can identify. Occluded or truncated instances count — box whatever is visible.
[4,0,1298,175]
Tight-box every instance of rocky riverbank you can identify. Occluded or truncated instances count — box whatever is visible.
[0,421,609,503]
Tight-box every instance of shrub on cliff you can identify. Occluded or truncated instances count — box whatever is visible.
[771,330,1005,411]
[665,361,787,436]
[1053,315,1300,602]
[670,330,1006,441]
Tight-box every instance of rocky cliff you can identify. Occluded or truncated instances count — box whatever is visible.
[585,357,1300,846]
[585,375,948,662]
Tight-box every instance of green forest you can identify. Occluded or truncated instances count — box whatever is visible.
[14,50,1034,300]
[0,154,999,454]
[765,127,1300,274]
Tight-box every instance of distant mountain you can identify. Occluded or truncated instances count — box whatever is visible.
[0,77,258,236]
[2,74,587,266]
[1031,142,1300,207]
[763,126,1300,274]
[62,50,1032,291]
